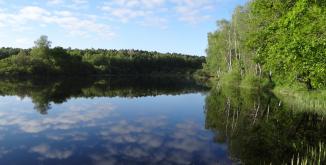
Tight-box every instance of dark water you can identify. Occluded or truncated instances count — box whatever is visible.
[0,77,324,165]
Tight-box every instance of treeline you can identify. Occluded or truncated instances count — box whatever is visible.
[0,77,208,114]
[203,0,326,89]
[0,36,205,76]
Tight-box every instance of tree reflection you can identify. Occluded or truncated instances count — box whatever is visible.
[0,77,208,114]
[204,85,326,164]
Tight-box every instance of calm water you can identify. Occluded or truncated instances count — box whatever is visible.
[0,77,324,165]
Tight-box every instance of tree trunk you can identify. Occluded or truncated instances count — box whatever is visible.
[306,78,313,90]
[228,29,232,72]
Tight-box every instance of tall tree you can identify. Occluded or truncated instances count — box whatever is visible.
[31,35,52,59]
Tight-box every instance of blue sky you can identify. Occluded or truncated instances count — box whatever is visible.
[0,0,247,56]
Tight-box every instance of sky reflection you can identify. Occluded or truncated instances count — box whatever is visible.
[0,93,231,165]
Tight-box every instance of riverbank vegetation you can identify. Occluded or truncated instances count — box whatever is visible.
[0,36,205,77]
[202,0,325,90]
[205,85,325,164]
[273,87,326,116]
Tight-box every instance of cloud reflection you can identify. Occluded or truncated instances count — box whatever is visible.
[0,95,229,164]
[0,147,10,158]
[0,103,116,133]
[30,144,72,160]
[92,116,221,164]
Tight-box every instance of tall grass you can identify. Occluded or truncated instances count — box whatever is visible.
[290,142,325,165]
[273,87,326,116]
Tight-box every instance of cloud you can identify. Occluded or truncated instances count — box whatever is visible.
[100,1,154,23]
[47,0,64,5]
[139,16,168,29]
[173,0,215,24]
[0,0,217,45]
[0,5,115,38]
[100,0,216,25]
[103,0,166,9]
[47,0,88,5]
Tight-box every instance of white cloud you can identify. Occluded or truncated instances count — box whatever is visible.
[173,0,215,24]
[0,0,217,44]
[47,0,64,5]
[48,0,88,5]
[139,16,168,29]
[46,0,89,10]
[68,0,89,10]
[100,1,156,23]
[104,0,166,9]
[54,10,73,17]
[72,0,88,4]
[0,6,115,39]
[100,0,216,25]
[101,6,150,23]
[15,37,32,47]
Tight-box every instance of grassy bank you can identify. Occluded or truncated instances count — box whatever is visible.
[273,86,326,116]
[195,71,273,90]
[290,142,325,165]
[197,70,326,116]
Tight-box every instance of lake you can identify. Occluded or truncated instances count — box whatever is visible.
[0,77,324,165]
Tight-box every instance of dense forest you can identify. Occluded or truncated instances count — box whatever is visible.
[0,36,205,76]
[202,0,326,90]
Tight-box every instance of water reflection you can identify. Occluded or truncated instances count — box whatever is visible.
[0,77,324,164]
[0,77,207,114]
[0,77,229,165]
[205,86,326,164]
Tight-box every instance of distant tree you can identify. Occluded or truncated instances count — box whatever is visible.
[31,35,51,59]
[17,50,27,56]
[34,35,51,48]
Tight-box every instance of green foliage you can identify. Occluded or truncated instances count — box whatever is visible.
[80,49,205,75]
[273,87,326,115]
[204,0,326,89]
[34,35,51,48]
[290,142,326,165]
[0,47,21,60]
[219,70,241,87]
[0,36,205,77]
[31,35,52,59]
[240,73,262,89]
[249,0,326,89]
[205,20,231,76]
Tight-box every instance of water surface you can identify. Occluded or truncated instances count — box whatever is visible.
[0,77,324,164]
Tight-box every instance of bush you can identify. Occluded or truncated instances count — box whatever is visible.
[219,70,241,87]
